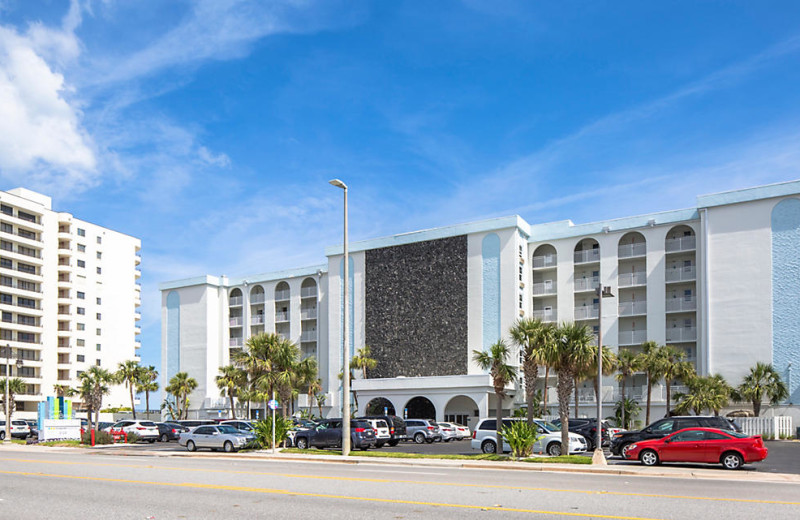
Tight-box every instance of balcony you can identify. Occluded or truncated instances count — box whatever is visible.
[134,269,142,279]
[618,242,646,259]
[666,327,697,343]
[619,301,647,316]
[251,314,265,325]
[134,341,142,350]
[665,236,696,253]
[228,316,243,327]
[134,312,142,321]
[135,283,142,292]
[666,266,696,283]
[229,338,243,347]
[618,271,646,287]
[300,331,317,342]
[301,309,317,320]
[666,297,696,313]
[229,296,243,307]
[532,282,557,296]
[134,254,142,265]
[574,249,600,264]
[532,255,557,269]
[275,311,289,323]
[301,287,317,299]
[574,305,599,320]
[532,308,557,322]
[134,326,141,335]
[250,294,265,304]
[619,329,647,346]
[574,277,599,292]
[275,290,290,301]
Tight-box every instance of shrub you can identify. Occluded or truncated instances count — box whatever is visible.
[253,416,292,449]
[126,432,140,444]
[500,421,542,459]
[81,430,113,445]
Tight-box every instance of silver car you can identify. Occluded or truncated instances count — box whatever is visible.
[179,424,252,452]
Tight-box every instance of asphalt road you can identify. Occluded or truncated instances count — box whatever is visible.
[1,448,799,519]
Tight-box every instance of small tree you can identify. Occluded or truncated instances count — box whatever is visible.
[77,367,113,431]
[350,345,377,379]
[500,421,542,459]
[136,365,159,417]
[611,398,641,429]
[116,360,142,419]
[734,362,788,417]
[216,365,247,419]
[661,346,695,416]
[636,341,668,424]
[473,340,517,454]
[674,374,733,416]
[1,378,25,418]
[165,372,198,419]
[615,349,638,428]
[509,318,554,426]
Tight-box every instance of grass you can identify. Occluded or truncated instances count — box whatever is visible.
[280,448,589,464]
[35,440,84,447]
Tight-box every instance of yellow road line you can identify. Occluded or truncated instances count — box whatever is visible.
[1,457,798,507]
[0,468,664,520]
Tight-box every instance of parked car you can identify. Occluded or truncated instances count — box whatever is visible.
[286,420,317,447]
[102,420,160,442]
[404,419,443,444]
[451,423,471,440]
[471,418,588,455]
[551,418,611,451]
[364,419,391,447]
[24,419,38,438]
[221,420,255,433]
[359,415,407,446]
[625,427,768,470]
[0,420,30,440]
[97,422,115,431]
[178,424,252,452]
[436,422,458,442]
[176,419,218,430]
[293,418,377,450]
[155,422,182,442]
[610,416,741,458]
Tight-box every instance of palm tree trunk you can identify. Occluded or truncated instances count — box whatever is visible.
[665,378,672,417]
[524,359,537,425]
[557,370,572,455]
[753,399,761,417]
[620,379,627,429]
[645,373,652,425]
[495,391,504,454]
[574,377,579,419]
[145,391,150,419]
[130,384,136,419]
[542,365,550,415]
[230,391,237,420]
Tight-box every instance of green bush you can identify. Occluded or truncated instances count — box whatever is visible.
[500,421,542,459]
[254,416,292,449]
[81,430,113,445]
[126,432,140,444]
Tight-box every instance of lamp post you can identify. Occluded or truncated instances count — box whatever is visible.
[3,344,22,444]
[593,285,614,465]
[329,178,351,457]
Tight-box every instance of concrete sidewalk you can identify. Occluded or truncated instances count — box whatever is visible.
[3,443,798,484]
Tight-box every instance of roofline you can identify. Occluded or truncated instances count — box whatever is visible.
[697,178,800,208]
[528,208,699,242]
[159,264,328,291]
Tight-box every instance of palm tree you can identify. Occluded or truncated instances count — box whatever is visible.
[735,362,788,416]
[636,341,668,424]
[350,345,377,379]
[615,349,638,428]
[78,367,113,431]
[509,318,554,425]
[116,360,142,419]
[135,366,159,418]
[216,364,247,419]
[661,346,695,416]
[589,346,617,405]
[296,357,320,414]
[550,322,596,454]
[234,333,300,416]
[473,340,517,453]
[674,374,733,415]
[1,378,25,419]
[166,372,198,419]
[53,384,76,398]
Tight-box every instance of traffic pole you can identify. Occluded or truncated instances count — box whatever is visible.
[272,390,276,454]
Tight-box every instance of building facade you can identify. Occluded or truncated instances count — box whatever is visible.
[0,188,142,418]
[160,180,800,424]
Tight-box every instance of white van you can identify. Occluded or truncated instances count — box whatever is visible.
[470,417,587,456]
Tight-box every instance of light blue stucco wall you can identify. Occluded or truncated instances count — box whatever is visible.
[166,291,180,383]
[482,233,501,350]
[771,198,800,403]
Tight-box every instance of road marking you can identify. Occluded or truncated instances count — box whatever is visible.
[1,457,798,507]
[0,469,664,519]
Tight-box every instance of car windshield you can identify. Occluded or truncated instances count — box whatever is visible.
[534,420,558,432]
[140,422,157,427]
[726,431,752,439]
[218,425,240,434]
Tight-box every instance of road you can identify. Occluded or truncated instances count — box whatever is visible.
[1,448,799,519]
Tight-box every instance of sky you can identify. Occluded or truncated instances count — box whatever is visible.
[2,1,800,406]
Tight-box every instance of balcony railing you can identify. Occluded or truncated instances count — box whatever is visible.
[618,271,646,287]
[666,297,697,313]
[574,305,599,320]
[666,266,696,282]
[229,338,243,347]
[251,315,265,325]
[666,327,697,342]
[229,296,243,306]
[532,255,557,269]
[532,282,556,296]
[250,294,265,304]
[574,277,599,292]
[532,309,557,322]
[275,290,290,301]
[301,287,317,298]
[301,309,317,320]
[275,311,289,322]
[618,329,647,345]
[574,249,600,264]
[665,236,696,253]
[618,242,646,258]
[228,317,243,327]
[619,301,647,316]
[300,331,317,342]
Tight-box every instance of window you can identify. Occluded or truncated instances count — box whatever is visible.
[18,297,35,309]
[1,312,10,323]
[97,236,102,244]
[77,228,85,237]
[0,240,12,251]
[77,291,85,299]
[1,223,12,233]
[17,315,36,326]
[96,267,101,274]
[96,359,101,366]
[96,252,102,259]
[77,323,85,331]
[76,339,85,347]
[96,297,101,305]
[96,328,101,335]
[0,258,10,269]
[0,204,12,216]
[17,262,35,274]
[18,245,37,258]
[0,275,11,287]
[18,332,35,343]
[18,280,37,292]
[77,355,85,362]
[77,260,85,268]
[519,265,523,281]
[17,211,36,223]
[18,229,35,240]
[0,293,11,304]
[96,313,101,320]
[77,371,84,377]
[96,344,101,351]
[77,307,85,315]
[77,244,86,252]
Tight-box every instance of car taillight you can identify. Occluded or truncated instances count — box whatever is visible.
[390,427,395,434]
[171,429,177,434]
[427,426,434,430]
[137,427,146,430]
[355,427,365,433]
[472,431,476,439]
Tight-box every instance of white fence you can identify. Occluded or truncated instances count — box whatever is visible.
[736,416,793,439]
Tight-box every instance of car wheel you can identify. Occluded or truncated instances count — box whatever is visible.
[296,437,309,450]
[583,436,595,451]
[547,442,562,456]
[414,433,425,444]
[640,449,659,467]
[425,437,434,444]
[0,431,5,440]
[721,451,744,470]
[376,442,385,448]
[481,440,497,454]
[620,442,634,459]
[224,441,235,453]
[160,434,169,443]
[359,446,369,451]
[387,440,399,447]
[187,440,196,452]
[148,439,156,443]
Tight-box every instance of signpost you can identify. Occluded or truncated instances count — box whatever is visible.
[268,393,279,454]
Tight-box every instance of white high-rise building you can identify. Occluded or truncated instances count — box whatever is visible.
[0,188,142,418]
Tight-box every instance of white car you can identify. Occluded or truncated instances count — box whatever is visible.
[436,422,459,442]
[0,419,30,440]
[365,419,391,447]
[452,423,471,440]
[103,420,160,442]
[470,417,587,456]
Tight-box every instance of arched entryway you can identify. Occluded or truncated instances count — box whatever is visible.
[444,395,479,426]
[365,397,396,416]
[404,396,435,419]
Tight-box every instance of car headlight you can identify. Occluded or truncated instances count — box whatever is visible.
[629,444,637,450]
[613,433,624,439]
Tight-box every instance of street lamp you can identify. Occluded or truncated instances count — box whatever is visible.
[593,285,614,465]
[3,344,23,444]
[329,178,351,457]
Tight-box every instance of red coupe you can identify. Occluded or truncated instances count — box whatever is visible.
[625,427,768,470]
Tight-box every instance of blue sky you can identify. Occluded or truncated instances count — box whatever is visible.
[2,1,800,404]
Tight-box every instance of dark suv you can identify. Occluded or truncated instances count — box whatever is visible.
[293,418,376,451]
[358,415,407,446]
[552,418,610,451]
[611,416,741,457]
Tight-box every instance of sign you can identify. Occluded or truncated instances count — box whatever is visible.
[268,399,279,410]
[40,419,81,441]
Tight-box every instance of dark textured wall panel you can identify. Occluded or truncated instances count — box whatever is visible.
[365,235,468,378]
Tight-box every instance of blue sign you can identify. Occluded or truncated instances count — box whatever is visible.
[268,399,279,410]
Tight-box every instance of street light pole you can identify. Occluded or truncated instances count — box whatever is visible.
[593,285,613,465]
[3,344,11,444]
[329,179,351,457]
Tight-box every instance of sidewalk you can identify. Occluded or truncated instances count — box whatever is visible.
[4,443,798,484]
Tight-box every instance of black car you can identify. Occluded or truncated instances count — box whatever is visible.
[358,415,407,446]
[155,422,184,442]
[293,418,376,451]
[610,415,741,457]
[551,418,610,451]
